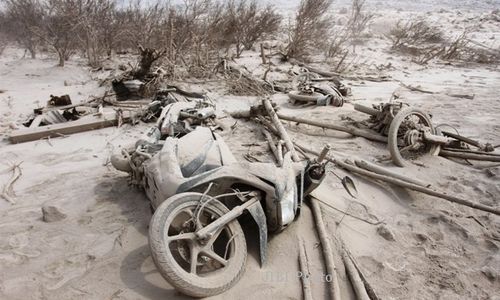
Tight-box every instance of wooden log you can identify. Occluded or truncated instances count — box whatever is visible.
[277,113,388,143]
[310,197,341,300]
[10,111,131,143]
[263,99,300,161]
[354,159,430,187]
[298,239,314,300]
[277,140,284,165]
[262,129,282,166]
[439,150,500,162]
[341,250,370,300]
[298,144,500,216]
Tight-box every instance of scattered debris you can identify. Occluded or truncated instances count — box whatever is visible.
[48,94,72,106]
[354,101,499,166]
[288,70,348,106]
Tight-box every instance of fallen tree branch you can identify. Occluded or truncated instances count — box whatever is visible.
[263,99,300,161]
[277,113,387,143]
[298,238,314,300]
[354,159,430,187]
[310,197,341,300]
[440,150,500,162]
[341,240,381,300]
[341,250,370,300]
[298,144,500,216]
[262,128,283,166]
[400,83,435,94]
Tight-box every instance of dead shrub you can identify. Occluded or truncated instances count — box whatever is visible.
[388,19,444,50]
[222,0,281,57]
[324,0,372,71]
[283,0,333,60]
[347,0,373,49]
[389,21,499,65]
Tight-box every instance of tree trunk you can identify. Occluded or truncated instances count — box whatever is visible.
[29,47,36,59]
[58,52,65,67]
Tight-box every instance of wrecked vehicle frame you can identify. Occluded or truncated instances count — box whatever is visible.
[111,104,326,297]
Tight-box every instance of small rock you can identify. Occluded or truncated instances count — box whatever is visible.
[415,233,429,243]
[481,266,497,282]
[42,205,67,223]
[377,225,396,241]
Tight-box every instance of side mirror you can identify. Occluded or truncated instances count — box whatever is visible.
[342,176,358,199]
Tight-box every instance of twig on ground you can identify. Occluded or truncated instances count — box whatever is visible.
[1,162,23,204]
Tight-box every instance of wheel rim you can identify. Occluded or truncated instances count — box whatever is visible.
[395,112,435,160]
[164,204,237,277]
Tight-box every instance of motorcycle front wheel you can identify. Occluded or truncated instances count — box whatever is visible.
[149,192,247,298]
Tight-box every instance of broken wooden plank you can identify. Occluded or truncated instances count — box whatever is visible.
[9,111,131,143]
[29,115,44,128]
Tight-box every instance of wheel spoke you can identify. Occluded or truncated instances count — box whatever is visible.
[167,232,196,243]
[202,249,228,266]
[185,208,195,217]
[190,246,200,274]
[206,226,224,248]
[399,144,416,153]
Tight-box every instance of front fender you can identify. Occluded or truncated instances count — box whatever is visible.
[175,166,281,232]
[246,201,268,267]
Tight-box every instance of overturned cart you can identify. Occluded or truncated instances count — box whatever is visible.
[112,121,326,297]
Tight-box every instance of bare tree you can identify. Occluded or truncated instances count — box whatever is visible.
[30,0,85,66]
[78,0,121,66]
[284,0,333,60]
[119,0,168,51]
[3,0,44,58]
